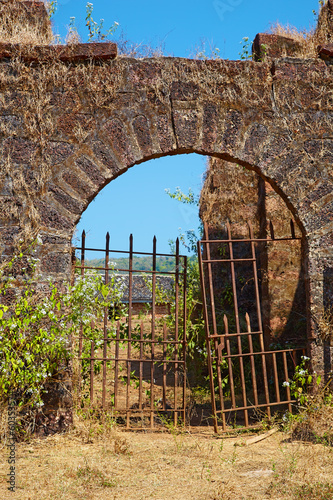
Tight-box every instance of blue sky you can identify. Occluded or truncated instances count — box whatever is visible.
[50,0,319,255]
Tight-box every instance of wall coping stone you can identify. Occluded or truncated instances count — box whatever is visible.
[0,0,48,15]
[252,33,303,61]
[0,41,118,62]
[318,43,333,60]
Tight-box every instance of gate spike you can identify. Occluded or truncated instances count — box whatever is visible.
[247,220,253,238]
[152,236,157,271]
[226,220,232,239]
[81,230,86,271]
[223,314,229,334]
[129,234,133,267]
[203,221,209,240]
[269,220,275,240]
[106,232,110,250]
[245,312,251,333]
[290,219,296,239]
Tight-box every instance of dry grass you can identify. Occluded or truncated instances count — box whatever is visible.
[116,31,166,58]
[289,392,333,446]
[0,423,333,500]
[267,21,317,58]
[315,306,333,342]
[0,0,53,45]
[267,0,332,59]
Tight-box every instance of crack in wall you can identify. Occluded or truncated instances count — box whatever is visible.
[169,95,179,149]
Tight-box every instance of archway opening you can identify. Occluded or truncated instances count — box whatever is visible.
[71,152,307,429]
[73,153,205,256]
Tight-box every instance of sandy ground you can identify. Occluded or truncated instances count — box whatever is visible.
[1,424,332,500]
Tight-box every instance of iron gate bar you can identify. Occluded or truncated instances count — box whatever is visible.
[114,323,120,410]
[78,230,86,364]
[174,239,179,425]
[90,339,94,403]
[199,237,302,243]
[198,219,306,432]
[248,221,271,418]
[74,231,187,429]
[283,351,293,413]
[206,348,304,358]
[182,254,187,420]
[197,235,219,432]
[226,221,249,427]
[127,234,133,428]
[245,313,259,407]
[223,315,236,409]
[80,246,179,257]
[151,236,156,428]
[102,232,110,409]
[139,322,144,411]
[76,265,178,275]
[203,223,226,429]
[163,323,167,410]
[269,221,275,240]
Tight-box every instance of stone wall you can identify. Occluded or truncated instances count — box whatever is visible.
[200,158,306,347]
[1,1,333,421]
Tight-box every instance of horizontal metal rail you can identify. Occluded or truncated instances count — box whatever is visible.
[215,400,298,413]
[74,265,184,276]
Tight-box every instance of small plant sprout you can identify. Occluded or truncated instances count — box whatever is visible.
[239,37,253,60]
[66,16,80,44]
[86,2,119,42]
[283,356,321,406]
[47,0,58,19]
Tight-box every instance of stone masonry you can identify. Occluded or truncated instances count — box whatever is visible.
[1,1,333,420]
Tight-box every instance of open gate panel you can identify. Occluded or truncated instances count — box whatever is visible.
[198,221,307,432]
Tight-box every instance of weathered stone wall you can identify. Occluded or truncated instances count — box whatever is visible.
[200,158,260,237]
[200,158,306,347]
[1,1,333,408]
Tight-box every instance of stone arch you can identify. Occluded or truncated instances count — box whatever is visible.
[1,52,333,375]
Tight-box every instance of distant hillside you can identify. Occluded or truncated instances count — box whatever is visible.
[84,255,195,273]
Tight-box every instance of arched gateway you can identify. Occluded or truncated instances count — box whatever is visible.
[1,1,333,426]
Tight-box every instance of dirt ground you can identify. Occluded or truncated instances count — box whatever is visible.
[1,423,332,500]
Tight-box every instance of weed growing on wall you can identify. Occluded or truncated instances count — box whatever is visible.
[239,37,253,60]
[47,1,58,20]
[86,2,119,42]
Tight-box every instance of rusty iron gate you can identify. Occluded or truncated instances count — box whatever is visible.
[198,221,307,432]
[73,231,187,429]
